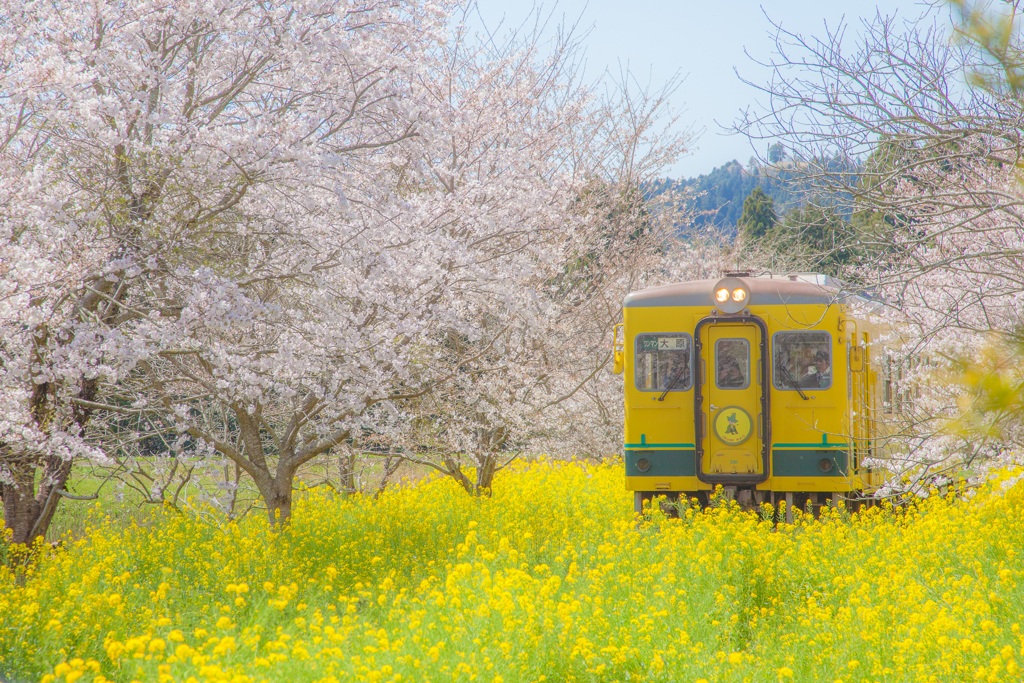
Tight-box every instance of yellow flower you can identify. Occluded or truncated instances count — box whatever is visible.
[2,460,1023,683]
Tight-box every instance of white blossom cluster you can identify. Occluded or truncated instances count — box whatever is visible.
[0,0,699,527]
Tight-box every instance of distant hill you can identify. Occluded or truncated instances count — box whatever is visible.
[648,158,825,234]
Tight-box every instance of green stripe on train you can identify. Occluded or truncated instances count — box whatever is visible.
[625,449,697,477]
[772,449,848,477]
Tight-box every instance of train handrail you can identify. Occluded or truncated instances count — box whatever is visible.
[612,323,624,375]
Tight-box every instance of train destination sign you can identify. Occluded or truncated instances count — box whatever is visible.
[640,337,688,352]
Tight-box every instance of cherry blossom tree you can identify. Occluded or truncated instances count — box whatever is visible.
[733,7,1024,481]
[380,49,699,492]
[0,0,705,534]
[0,0,449,537]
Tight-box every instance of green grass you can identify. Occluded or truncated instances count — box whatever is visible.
[8,455,430,542]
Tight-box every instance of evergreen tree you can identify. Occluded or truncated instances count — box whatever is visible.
[738,186,777,240]
[777,203,855,276]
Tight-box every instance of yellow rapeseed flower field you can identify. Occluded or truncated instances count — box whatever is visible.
[1,460,1023,683]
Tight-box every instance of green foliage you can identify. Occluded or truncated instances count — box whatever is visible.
[947,335,1024,447]
[556,181,656,299]
[651,161,799,233]
[773,202,856,276]
[842,139,923,275]
[951,0,1024,95]
[737,186,777,240]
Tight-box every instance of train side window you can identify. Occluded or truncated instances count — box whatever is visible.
[634,333,692,392]
[715,339,749,389]
[773,331,832,390]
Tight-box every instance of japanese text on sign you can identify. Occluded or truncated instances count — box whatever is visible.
[640,337,687,352]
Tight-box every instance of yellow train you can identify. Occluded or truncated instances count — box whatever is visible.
[612,272,889,518]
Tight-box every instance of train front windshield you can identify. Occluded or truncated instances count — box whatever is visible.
[773,331,832,390]
[634,333,692,392]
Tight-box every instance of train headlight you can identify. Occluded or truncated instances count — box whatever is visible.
[818,458,834,473]
[636,458,651,473]
[711,276,750,314]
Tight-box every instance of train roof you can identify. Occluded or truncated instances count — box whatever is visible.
[622,274,874,309]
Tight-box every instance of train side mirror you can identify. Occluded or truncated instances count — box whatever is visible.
[850,346,864,372]
[612,323,624,375]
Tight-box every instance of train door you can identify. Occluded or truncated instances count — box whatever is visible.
[697,321,768,482]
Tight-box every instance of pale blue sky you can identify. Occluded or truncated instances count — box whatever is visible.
[473,0,946,179]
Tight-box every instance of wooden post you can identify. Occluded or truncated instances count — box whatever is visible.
[785,492,793,524]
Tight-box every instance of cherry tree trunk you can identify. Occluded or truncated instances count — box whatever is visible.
[440,454,497,497]
[1,457,72,546]
[475,455,498,497]
[1,378,98,547]
[264,469,297,527]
